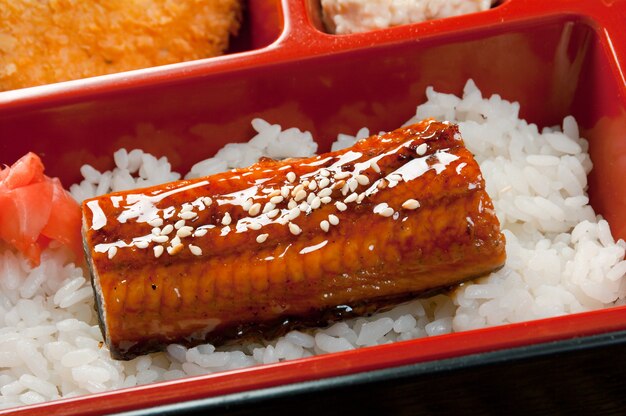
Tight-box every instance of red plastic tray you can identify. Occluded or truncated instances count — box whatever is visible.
[1,0,626,414]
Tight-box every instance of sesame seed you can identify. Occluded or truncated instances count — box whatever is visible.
[270,195,284,205]
[373,203,387,214]
[320,196,332,204]
[318,177,330,189]
[222,212,232,225]
[306,192,316,204]
[180,211,197,220]
[256,234,269,243]
[292,184,304,197]
[151,227,161,236]
[310,197,321,209]
[334,171,350,180]
[247,222,262,230]
[249,203,262,216]
[370,160,381,173]
[335,201,347,211]
[177,226,194,238]
[267,209,280,218]
[357,193,365,203]
[281,186,290,198]
[328,214,339,226]
[320,169,331,177]
[299,202,309,212]
[194,228,208,237]
[302,180,310,188]
[416,143,428,156]
[347,178,359,192]
[148,218,163,227]
[181,205,193,213]
[380,207,394,217]
[377,179,388,190]
[160,224,174,235]
[268,190,281,198]
[320,220,330,232]
[388,173,402,183]
[287,207,300,221]
[308,180,318,191]
[402,199,420,210]
[263,202,276,214]
[288,200,298,209]
[189,244,202,256]
[341,183,350,196]
[108,246,117,259]
[167,244,184,255]
[333,180,346,190]
[162,208,175,219]
[202,197,213,206]
[154,245,164,258]
[135,240,149,249]
[356,174,370,186]
[175,220,186,229]
[344,193,358,203]
[152,235,169,243]
[294,189,307,202]
[242,198,253,212]
[287,171,297,183]
[318,188,332,197]
[170,236,182,247]
[288,222,302,235]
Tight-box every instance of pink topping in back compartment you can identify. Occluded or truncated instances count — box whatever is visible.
[0,152,82,265]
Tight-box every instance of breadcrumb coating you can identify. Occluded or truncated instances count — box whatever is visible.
[0,0,242,91]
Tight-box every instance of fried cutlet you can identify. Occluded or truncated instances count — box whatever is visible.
[0,0,242,91]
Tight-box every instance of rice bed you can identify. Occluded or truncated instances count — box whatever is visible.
[1,80,625,409]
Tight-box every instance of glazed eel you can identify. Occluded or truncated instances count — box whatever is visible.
[82,119,506,360]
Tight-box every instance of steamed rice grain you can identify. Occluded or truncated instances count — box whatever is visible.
[1,79,625,409]
[321,0,495,34]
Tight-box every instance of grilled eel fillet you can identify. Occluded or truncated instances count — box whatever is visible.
[82,119,506,360]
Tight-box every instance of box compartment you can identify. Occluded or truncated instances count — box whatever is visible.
[1,0,626,415]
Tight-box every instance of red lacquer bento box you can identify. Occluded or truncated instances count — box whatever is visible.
[1,0,626,414]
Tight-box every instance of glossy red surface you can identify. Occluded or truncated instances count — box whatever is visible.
[1,0,626,414]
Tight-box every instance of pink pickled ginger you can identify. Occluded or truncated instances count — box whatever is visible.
[0,153,82,265]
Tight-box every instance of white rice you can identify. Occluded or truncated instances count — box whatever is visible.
[321,0,496,34]
[2,79,626,409]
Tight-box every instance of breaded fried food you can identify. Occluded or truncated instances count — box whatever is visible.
[0,0,243,91]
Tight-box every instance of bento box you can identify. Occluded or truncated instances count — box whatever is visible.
[1,0,626,414]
